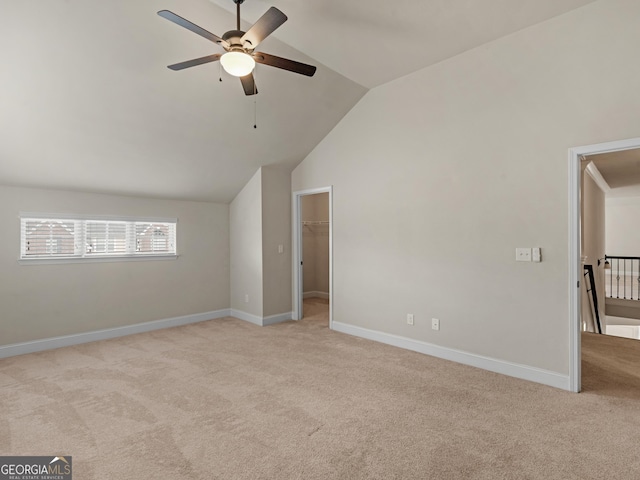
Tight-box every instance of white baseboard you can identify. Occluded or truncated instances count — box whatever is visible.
[303,291,329,300]
[332,322,570,391]
[230,309,263,326]
[0,309,231,360]
[230,309,292,327]
[263,312,293,326]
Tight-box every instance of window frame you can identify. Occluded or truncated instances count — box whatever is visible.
[19,212,178,265]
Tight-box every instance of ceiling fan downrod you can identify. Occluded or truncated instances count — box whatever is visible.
[233,0,244,31]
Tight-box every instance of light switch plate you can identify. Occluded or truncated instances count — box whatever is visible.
[532,247,541,263]
[516,248,532,262]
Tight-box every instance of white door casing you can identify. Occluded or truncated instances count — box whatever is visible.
[568,137,640,393]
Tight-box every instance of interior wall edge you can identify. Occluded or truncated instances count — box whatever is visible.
[230,309,292,327]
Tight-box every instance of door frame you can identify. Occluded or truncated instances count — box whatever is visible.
[568,137,640,392]
[292,186,333,326]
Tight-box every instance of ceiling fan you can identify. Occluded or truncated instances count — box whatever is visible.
[158,0,316,96]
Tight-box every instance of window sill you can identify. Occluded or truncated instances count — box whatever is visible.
[18,254,179,265]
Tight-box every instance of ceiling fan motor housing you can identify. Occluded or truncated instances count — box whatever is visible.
[222,30,252,52]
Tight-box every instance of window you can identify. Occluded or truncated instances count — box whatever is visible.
[20,214,177,263]
[21,219,79,257]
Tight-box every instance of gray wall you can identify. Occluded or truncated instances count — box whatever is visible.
[292,0,640,375]
[230,169,263,317]
[0,185,229,346]
[229,166,292,319]
[262,167,292,317]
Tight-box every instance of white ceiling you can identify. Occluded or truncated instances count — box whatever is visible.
[589,149,640,197]
[209,0,598,89]
[1,0,598,203]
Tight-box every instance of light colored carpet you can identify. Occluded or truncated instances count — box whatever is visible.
[1,298,640,479]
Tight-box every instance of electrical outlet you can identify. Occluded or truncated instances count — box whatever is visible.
[244,294,249,303]
[278,244,284,254]
[516,248,532,262]
[407,314,414,326]
[431,318,440,331]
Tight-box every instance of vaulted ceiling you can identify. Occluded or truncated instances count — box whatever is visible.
[1,0,598,203]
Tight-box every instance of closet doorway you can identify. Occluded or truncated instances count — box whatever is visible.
[292,187,333,326]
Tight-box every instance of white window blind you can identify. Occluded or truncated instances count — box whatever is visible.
[85,221,129,255]
[135,223,176,254]
[20,215,177,262]
[22,219,79,257]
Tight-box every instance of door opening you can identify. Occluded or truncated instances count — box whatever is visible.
[293,187,333,327]
[583,149,640,341]
[569,137,640,392]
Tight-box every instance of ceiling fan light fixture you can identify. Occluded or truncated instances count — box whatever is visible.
[158,5,316,96]
[220,51,255,77]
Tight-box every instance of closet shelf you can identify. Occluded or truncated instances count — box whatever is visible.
[302,220,329,225]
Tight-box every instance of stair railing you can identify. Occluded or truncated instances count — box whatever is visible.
[604,255,640,300]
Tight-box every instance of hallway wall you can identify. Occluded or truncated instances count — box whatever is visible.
[582,165,606,330]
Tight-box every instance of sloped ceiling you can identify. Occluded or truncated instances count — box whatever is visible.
[208,0,598,89]
[1,0,597,203]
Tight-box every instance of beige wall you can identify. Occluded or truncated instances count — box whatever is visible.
[261,167,292,317]
[230,169,263,316]
[230,166,292,319]
[582,169,606,330]
[0,185,229,346]
[292,0,640,375]
[606,196,640,256]
[605,195,640,307]
[301,193,329,295]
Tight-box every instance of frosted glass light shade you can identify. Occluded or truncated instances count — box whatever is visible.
[220,52,255,77]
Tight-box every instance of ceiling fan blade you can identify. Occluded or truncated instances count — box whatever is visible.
[167,54,221,71]
[253,52,316,77]
[240,73,258,96]
[241,7,287,50]
[158,10,229,48]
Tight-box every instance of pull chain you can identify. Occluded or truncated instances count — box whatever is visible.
[219,62,222,82]
[253,67,257,129]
